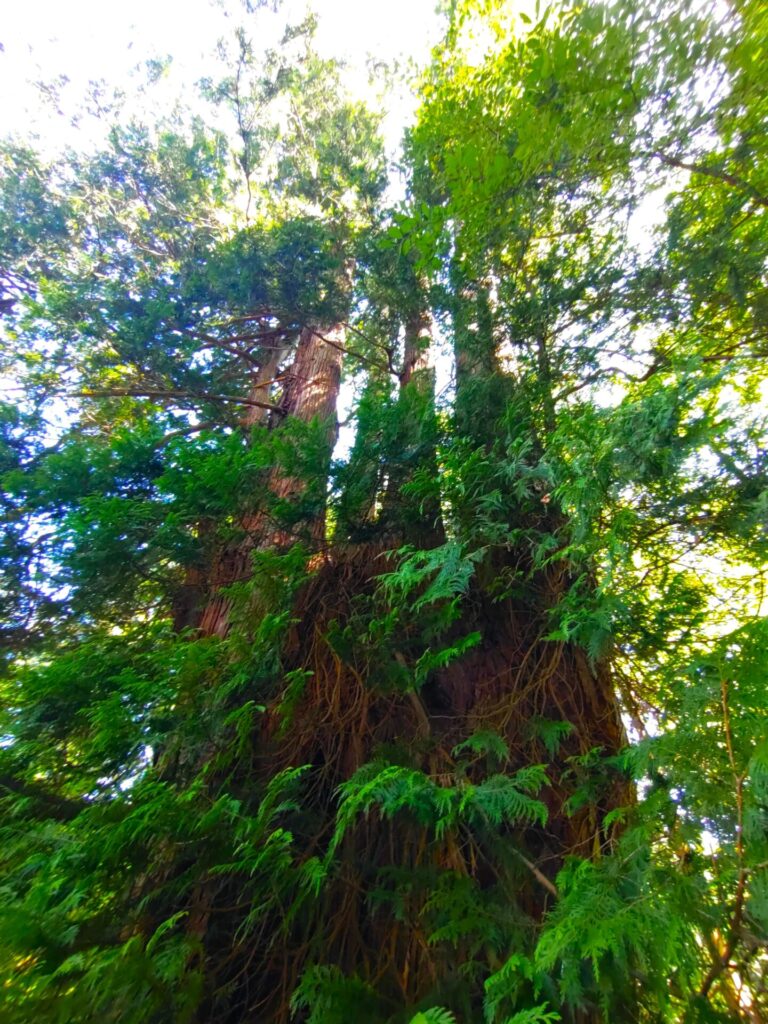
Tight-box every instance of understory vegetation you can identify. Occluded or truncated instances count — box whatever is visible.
[1,1,767,1021]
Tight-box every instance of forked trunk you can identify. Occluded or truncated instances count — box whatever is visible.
[182,284,630,1022]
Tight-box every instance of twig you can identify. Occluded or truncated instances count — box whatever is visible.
[651,151,768,209]
[699,678,747,999]
[70,387,283,415]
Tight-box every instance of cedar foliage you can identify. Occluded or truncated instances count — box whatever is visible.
[1,1,767,1022]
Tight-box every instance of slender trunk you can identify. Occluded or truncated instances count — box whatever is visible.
[382,307,444,544]
[242,340,289,429]
[451,258,507,444]
[535,331,557,435]
[401,306,432,386]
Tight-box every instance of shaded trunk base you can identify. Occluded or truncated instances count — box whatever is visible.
[187,543,630,1023]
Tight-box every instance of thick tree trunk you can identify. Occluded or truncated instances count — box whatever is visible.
[169,327,344,985]
[197,324,343,638]
[171,342,289,633]
[180,287,629,1023]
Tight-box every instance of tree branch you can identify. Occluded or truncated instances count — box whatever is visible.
[0,773,84,821]
[309,324,393,375]
[651,151,768,209]
[70,388,283,415]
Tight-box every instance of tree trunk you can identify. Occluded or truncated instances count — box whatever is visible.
[170,325,345,997]
[170,341,289,633]
[401,306,432,387]
[450,258,511,445]
[197,324,343,638]
[381,306,445,544]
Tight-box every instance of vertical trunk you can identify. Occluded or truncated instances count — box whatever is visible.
[171,343,289,633]
[334,372,389,539]
[264,323,344,550]
[197,324,343,638]
[400,306,432,386]
[534,331,557,435]
[172,328,344,980]
[242,339,289,429]
[382,307,444,544]
[451,258,509,444]
[445,255,629,962]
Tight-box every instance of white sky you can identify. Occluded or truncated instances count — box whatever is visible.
[0,0,443,154]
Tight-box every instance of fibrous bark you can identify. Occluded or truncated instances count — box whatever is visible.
[197,324,344,638]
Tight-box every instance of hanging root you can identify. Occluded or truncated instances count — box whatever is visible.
[188,542,631,1021]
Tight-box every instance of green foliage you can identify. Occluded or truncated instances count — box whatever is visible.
[332,760,548,855]
[502,1007,561,1024]
[409,1009,458,1024]
[290,966,386,1024]
[1,1,767,1023]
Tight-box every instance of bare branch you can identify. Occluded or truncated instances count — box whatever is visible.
[70,387,283,415]
[651,151,768,209]
[308,325,392,375]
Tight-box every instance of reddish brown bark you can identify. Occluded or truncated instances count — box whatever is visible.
[401,307,432,386]
[171,345,288,633]
[197,324,344,638]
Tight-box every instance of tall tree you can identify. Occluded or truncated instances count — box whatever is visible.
[1,2,767,1023]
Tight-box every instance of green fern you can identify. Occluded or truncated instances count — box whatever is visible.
[290,966,385,1023]
[502,1006,560,1024]
[453,729,510,765]
[409,1008,457,1024]
[331,761,548,855]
